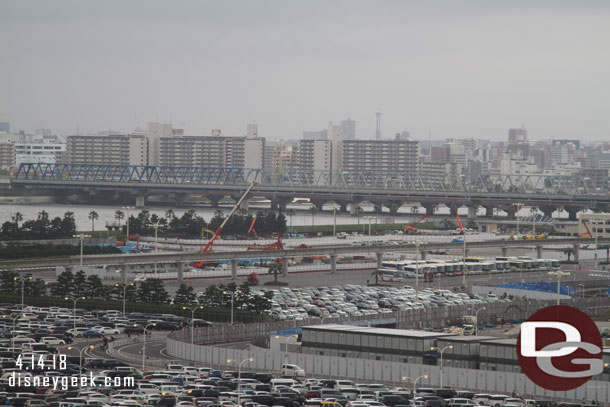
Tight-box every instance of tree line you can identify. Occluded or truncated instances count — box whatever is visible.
[116,208,286,239]
[0,211,76,241]
[0,269,273,314]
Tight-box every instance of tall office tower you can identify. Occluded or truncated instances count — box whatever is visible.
[147,122,173,166]
[247,122,258,137]
[375,111,381,140]
[341,119,356,140]
[328,121,343,182]
[508,127,528,144]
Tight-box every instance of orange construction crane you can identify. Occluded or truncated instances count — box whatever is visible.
[404,215,428,234]
[579,219,594,238]
[247,215,258,239]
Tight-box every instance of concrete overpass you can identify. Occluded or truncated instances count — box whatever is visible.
[10,163,610,219]
[1,238,606,282]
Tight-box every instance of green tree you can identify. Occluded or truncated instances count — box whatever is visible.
[174,283,197,304]
[25,278,46,297]
[371,269,382,285]
[114,210,124,227]
[0,270,18,294]
[354,205,364,225]
[389,203,400,223]
[374,203,383,214]
[72,270,87,296]
[268,262,283,283]
[51,270,74,297]
[11,212,23,228]
[137,279,170,304]
[84,275,104,299]
[88,211,99,233]
[309,206,318,229]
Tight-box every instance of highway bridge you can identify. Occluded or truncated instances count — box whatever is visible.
[1,237,606,276]
[9,163,610,219]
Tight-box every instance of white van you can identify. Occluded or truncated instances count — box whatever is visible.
[281,364,305,377]
[462,324,475,336]
[271,378,299,390]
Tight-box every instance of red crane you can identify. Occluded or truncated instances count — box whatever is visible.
[579,219,594,238]
[404,215,428,234]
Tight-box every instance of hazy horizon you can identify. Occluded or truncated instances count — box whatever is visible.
[1,1,609,141]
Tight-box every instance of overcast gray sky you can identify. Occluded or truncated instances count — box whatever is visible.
[1,1,609,141]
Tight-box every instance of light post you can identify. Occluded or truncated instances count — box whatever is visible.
[400,376,410,391]
[227,357,254,406]
[474,307,486,336]
[548,270,570,305]
[73,234,91,271]
[115,283,134,315]
[64,296,86,332]
[183,305,204,345]
[67,345,94,371]
[515,203,522,235]
[415,241,420,301]
[122,206,133,237]
[462,233,467,289]
[578,283,584,298]
[2,314,24,345]
[364,216,376,241]
[152,222,161,273]
[274,334,298,353]
[14,276,32,310]
[223,290,242,325]
[413,374,428,397]
[431,345,453,388]
[141,322,157,372]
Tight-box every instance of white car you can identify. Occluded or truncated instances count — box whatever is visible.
[41,337,65,346]
[93,327,120,335]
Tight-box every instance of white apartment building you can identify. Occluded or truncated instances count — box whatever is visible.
[146,122,173,166]
[15,141,65,165]
[342,136,420,173]
[298,139,331,182]
[0,142,16,169]
[66,134,147,165]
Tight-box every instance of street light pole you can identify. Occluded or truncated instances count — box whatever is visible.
[115,283,134,315]
[415,242,420,301]
[227,357,254,407]
[223,290,242,325]
[333,207,337,237]
[141,322,157,372]
[122,206,133,237]
[14,276,32,310]
[73,234,90,271]
[431,345,453,388]
[462,233,467,289]
[475,307,486,336]
[67,345,94,371]
[413,374,428,397]
[548,271,570,305]
[64,296,86,333]
[153,222,161,274]
[183,305,204,345]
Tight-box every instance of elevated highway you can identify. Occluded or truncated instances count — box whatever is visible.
[1,237,605,272]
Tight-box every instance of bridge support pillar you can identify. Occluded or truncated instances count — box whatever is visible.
[540,206,556,219]
[464,248,470,257]
[135,195,146,208]
[376,252,383,271]
[420,250,427,260]
[282,258,289,277]
[573,244,580,263]
[422,204,436,217]
[231,259,238,280]
[502,246,508,257]
[330,255,337,274]
[350,202,363,215]
[311,200,326,211]
[536,245,543,259]
[566,207,580,221]
[177,261,185,283]
[449,205,459,217]
[484,206,494,217]
[467,206,478,221]
[337,201,350,213]
[208,196,221,208]
[239,199,249,211]
[504,206,517,219]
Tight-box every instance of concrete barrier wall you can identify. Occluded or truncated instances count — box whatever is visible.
[472,285,572,301]
[166,338,610,403]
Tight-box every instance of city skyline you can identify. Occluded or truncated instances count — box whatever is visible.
[1,1,610,141]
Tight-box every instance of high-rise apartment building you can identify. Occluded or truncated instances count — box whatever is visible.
[508,127,528,144]
[16,141,65,165]
[147,122,173,166]
[298,139,331,182]
[342,136,419,173]
[0,143,16,169]
[66,134,147,165]
[0,122,9,133]
[341,119,356,140]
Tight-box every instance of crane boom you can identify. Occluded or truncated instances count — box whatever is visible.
[405,215,428,233]
[200,182,258,253]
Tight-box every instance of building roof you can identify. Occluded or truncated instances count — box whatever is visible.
[438,335,497,343]
[479,338,518,347]
[302,324,455,339]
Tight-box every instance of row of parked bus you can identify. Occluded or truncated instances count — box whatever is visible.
[378,256,561,280]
